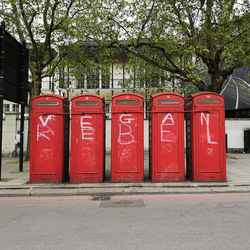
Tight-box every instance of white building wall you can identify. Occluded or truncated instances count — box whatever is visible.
[226,119,250,151]
[2,114,29,155]
[41,76,51,90]
[113,63,124,88]
[2,114,18,154]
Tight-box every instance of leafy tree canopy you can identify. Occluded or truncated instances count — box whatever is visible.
[88,0,250,93]
[0,0,101,159]
[0,0,96,97]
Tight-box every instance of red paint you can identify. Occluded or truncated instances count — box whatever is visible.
[70,94,105,183]
[185,92,226,181]
[111,93,144,182]
[30,94,69,183]
[150,93,185,182]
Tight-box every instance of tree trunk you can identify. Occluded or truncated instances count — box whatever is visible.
[25,75,42,161]
[209,72,225,94]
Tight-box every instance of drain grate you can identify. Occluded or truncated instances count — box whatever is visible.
[92,196,111,201]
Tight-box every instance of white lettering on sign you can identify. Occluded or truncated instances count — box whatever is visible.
[161,113,175,142]
[118,114,135,145]
[37,115,55,141]
[81,116,95,140]
[201,113,218,144]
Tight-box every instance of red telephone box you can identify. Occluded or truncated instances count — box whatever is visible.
[30,94,69,183]
[70,94,105,182]
[185,92,226,181]
[111,93,144,182]
[150,93,185,182]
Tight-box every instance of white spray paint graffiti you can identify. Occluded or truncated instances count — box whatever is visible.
[81,116,95,140]
[118,114,135,145]
[40,149,53,160]
[37,115,55,141]
[201,113,218,144]
[207,148,214,155]
[161,113,175,142]
[165,144,173,153]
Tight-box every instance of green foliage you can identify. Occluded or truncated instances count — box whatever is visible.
[122,53,181,93]
[1,0,249,95]
[0,0,95,96]
[94,0,250,93]
[56,43,116,89]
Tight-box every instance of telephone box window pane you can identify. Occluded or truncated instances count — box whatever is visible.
[35,101,59,106]
[75,101,99,106]
[157,100,180,104]
[116,100,139,105]
[197,99,221,104]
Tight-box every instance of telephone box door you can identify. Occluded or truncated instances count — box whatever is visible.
[30,94,69,183]
[70,94,105,182]
[111,93,144,182]
[150,93,185,182]
[185,92,226,181]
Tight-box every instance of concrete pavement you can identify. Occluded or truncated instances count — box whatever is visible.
[0,153,250,197]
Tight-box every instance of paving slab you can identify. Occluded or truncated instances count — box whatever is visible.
[0,153,249,197]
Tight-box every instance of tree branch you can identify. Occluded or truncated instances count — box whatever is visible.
[18,0,39,59]
[170,2,191,37]
[42,0,59,62]
[10,2,25,42]
[122,44,207,90]
[135,42,186,75]
[136,0,155,44]
[43,0,50,29]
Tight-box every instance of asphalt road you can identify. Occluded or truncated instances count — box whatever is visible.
[0,193,250,250]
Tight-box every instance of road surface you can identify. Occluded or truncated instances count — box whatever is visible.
[0,193,250,250]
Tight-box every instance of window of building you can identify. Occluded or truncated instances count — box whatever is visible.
[59,66,65,88]
[49,75,54,91]
[12,104,19,112]
[3,104,10,112]
[77,79,85,89]
[102,71,110,89]
[87,66,99,89]
[149,71,160,88]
